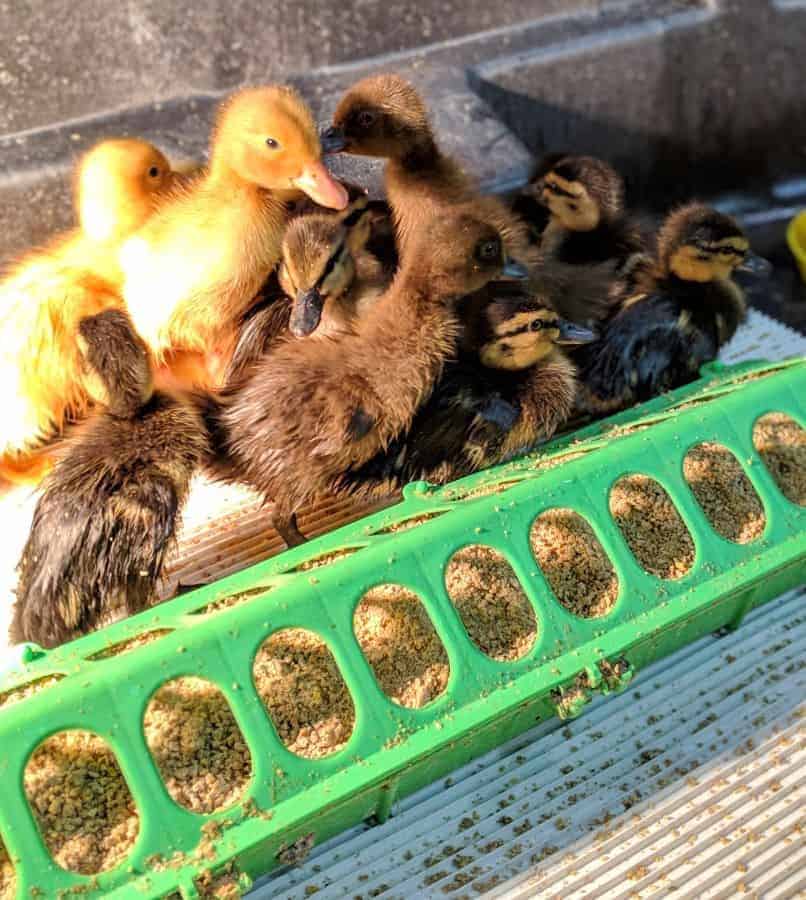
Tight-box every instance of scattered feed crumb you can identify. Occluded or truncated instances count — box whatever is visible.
[144,677,252,813]
[378,512,446,533]
[753,413,806,506]
[195,864,242,898]
[253,629,355,758]
[294,548,360,572]
[0,836,15,900]
[24,730,139,874]
[444,545,536,661]
[194,585,273,615]
[609,475,694,579]
[88,629,172,661]
[530,509,618,617]
[683,443,766,543]
[354,585,449,709]
[0,674,64,709]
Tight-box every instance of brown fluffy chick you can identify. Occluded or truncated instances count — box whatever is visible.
[574,203,771,416]
[203,211,528,546]
[323,73,534,265]
[224,191,389,383]
[12,310,207,649]
[0,139,178,486]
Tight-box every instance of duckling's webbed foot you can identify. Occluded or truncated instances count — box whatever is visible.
[273,506,308,548]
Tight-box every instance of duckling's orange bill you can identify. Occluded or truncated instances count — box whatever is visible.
[293,161,349,210]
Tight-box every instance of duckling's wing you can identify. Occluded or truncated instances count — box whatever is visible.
[578,295,716,406]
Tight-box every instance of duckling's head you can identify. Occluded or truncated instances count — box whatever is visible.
[416,213,529,301]
[280,216,355,337]
[535,155,624,231]
[479,297,596,370]
[323,74,433,161]
[658,203,769,282]
[76,138,173,242]
[210,85,348,210]
[77,310,154,418]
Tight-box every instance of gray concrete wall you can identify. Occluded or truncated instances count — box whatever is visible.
[1,0,804,264]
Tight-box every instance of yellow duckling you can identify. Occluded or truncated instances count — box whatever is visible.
[0,138,177,485]
[119,85,349,381]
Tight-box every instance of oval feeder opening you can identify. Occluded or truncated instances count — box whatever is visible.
[609,475,695,579]
[683,442,766,543]
[24,730,139,874]
[191,583,274,615]
[354,585,449,709]
[444,545,537,660]
[530,509,619,618]
[753,412,806,506]
[372,511,447,534]
[253,628,355,759]
[291,546,363,573]
[144,677,252,814]
[0,834,16,899]
[87,629,172,661]
[0,673,64,710]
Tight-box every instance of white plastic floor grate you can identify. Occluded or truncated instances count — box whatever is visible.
[254,589,805,900]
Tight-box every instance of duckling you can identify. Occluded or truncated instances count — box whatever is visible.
[223,190,388,383]
[339,296,595,493]
[11,309,207,649]
[322,73,534,265]
[529,154,648,326]
[205,211,528,546]
[574,203,771,415]
[0,138,179,485]
[324,79,611,331]
[120,85,349,377]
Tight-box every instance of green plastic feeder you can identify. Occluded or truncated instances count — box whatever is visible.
[0,357,804,899]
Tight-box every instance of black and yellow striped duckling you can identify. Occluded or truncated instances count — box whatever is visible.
[224,191,389,382]
[12,310,207,649]
[339,295,594,493]
[529,154,648,325]
[574,203,771,416]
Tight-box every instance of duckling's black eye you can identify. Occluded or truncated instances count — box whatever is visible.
[530,319,544,331]
[475,238,501,264]
[148,166,160,178]
[356,110,377,129]
[265,137,280,149]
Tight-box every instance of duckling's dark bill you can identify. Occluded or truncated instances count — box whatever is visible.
[320,126,348,154]
[290,288,325,337]
[500,258,530,280]
[736,251,773,276]
[556,319,597,344]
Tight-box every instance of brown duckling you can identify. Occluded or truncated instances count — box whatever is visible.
[574,203,771,416]
[339,296,595,493]
[204,211,528,546]
[11,310,207,649]
[0,138,179,486]
[120,85,349,384]
[223,190,388,383]
[322,73,534,265]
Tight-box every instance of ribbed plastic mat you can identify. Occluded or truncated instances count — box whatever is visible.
[252,587,805,899]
